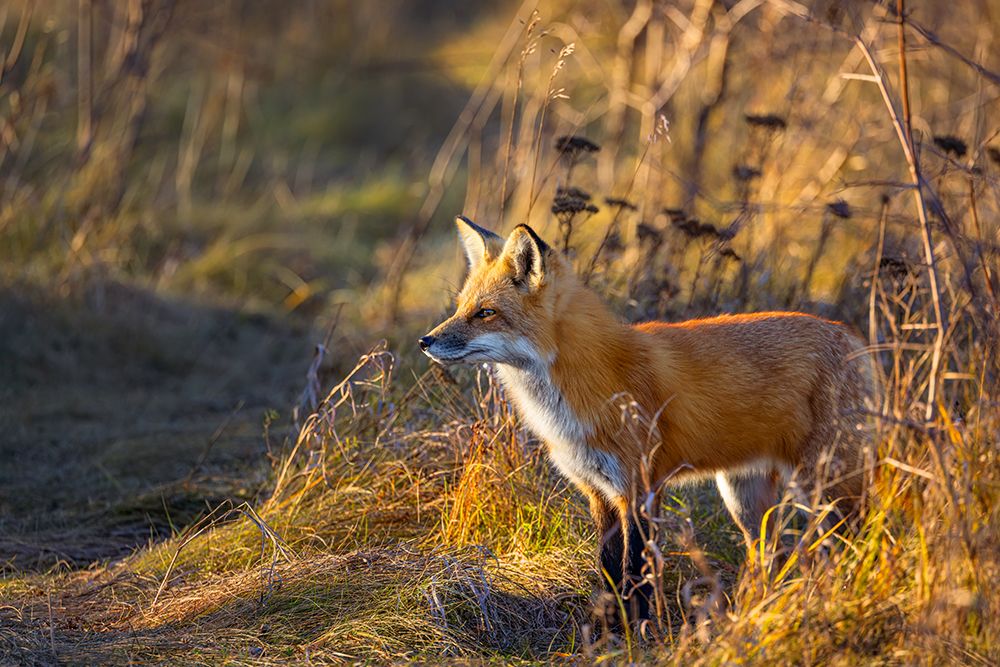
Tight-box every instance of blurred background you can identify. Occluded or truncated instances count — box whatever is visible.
[1,0,515,565]
[1,0,998,626]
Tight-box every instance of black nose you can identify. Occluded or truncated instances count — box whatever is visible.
[418,335,436,351]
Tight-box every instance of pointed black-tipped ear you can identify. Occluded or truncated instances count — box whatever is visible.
[502,224,550,290]
[455,216,503,270]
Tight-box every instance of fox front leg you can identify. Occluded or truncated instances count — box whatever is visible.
[589,491,653,627]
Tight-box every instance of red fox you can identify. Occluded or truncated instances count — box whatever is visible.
[421,217,874,621]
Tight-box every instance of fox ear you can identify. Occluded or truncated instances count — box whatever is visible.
[455,216,503,270]
[502,224,550,290]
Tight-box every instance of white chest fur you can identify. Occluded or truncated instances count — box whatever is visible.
[495,362,627,501]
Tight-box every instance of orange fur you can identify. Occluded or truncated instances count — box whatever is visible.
[422,218,875,620]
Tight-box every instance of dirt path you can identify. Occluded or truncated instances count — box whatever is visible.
[0,282,312,570]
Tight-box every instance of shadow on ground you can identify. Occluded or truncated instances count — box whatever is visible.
[0,547,587,664]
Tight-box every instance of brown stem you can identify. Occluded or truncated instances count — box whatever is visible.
[856,17,946,424]
[77,0,93,156]
[896,0,911,145]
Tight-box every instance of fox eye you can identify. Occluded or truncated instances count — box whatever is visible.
[474,308,496,319]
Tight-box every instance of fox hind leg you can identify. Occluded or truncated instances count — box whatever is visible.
[716,467,779,552]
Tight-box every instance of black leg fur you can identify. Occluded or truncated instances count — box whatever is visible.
[599,518,625,592]
[594,498,654,630]
[623,515,652,623]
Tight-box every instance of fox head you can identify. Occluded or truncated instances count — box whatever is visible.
[419,216,564,368]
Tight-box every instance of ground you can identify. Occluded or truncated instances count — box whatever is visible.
[0,282,309,571]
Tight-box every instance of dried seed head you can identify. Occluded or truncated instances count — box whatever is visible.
[826,199,852,219]
[671,218,717,239]
[879,256,911,280]
[671,218,697,237]
[555,135,600,155]
[932,135,967,158]
[744,114,787,131]
[551,196,598,217]
[636,223,663,247]
[604,230,624,254]
[733,164,762,182]
[551,198,586,215]
[697,222,720,237]
[605,197,637,211]
[662,207,687,222]
[556,186,591,201]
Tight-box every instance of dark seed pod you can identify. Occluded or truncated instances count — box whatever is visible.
[556,186,592,201]
[696,222,721,238]
[744,114,788,131]
[605,197,637,211]
[932,135,967,158]
[603,230,624,254]
[636,222,664,247]
[826,199,852,219]
[733,164,762,181]
[551,197,589,216]
[662,208,687,222]
[671,218,699,238]
[879,256,911,280]
[555,135,601,154]
[552,195,599,218]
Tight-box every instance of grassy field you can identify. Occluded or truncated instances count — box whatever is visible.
[2,0,999,664]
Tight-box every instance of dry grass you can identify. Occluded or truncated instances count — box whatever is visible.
[2,0,1000,664]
